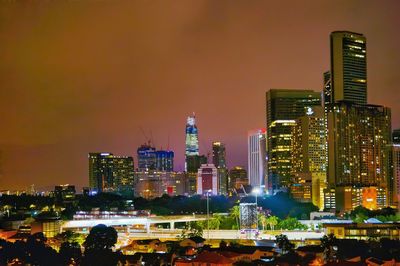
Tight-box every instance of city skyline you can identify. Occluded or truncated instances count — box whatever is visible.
[1,1,400,190]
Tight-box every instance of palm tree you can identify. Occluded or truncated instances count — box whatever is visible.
[267,215,279,231]
[230,205,240,230]
[321,233,337,263]
[275,234,294,254]
[259,214,267,231]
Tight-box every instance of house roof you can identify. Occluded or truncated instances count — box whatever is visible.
[192,251,233,264]
[188,236,205,243]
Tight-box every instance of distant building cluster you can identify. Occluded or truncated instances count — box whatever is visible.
[85,31,399,214]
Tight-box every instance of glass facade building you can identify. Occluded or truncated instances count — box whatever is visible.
[265,89,322,192]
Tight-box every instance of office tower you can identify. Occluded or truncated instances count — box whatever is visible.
[291,107,327,210]
[393,129,400,144]
[393,145,400,210]
[88,153,135,193]
[137,144,157,171]
[186,155,207,173]
[266,89,322,192]
[197,164,218,196]
[327,102,391,212]
[248,129,266,189]
[212,142,226,168]
[229,166,248,190]
[330,31,367,105]
[212,141,228,195]
[156,150,174,171]
[134,171,186,199]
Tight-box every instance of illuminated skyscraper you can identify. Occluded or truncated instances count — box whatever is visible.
[326,102,391,212]
[88,153,134,194]
[330,31,367,105]
[212,141,228,195]
[248,129,266,189]
[291,106,327,210]
[392,145,400,210]
[185,114,199,157]
[266,89,322,192]
[393,129,400,144]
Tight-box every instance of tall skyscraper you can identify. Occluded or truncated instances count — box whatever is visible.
[212,141,228,195]
[266,89,322,192]
[137,144,157,171]
[248,129,266,189]
[88,153,134,193]
[197,164,218,196]
[185,114,199,157]
[330,31,367,105]
[291,106,327,210]
[212,142,226,168]
[325,31,392,212]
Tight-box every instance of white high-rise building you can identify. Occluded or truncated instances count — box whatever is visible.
[247,129,266,190]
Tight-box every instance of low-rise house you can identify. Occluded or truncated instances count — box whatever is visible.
[121,239,167,254]
[175,250,234,266]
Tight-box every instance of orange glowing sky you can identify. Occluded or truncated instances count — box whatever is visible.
[0,1,399,190]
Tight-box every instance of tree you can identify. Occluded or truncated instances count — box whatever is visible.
[266,215,279,231]
[321,234,337,263]
[59,241,82,265]
[278,217,306,230]
[275,234,294,254]
[230,205,240,230]
[259,213,268,231]
[83,224,119,266]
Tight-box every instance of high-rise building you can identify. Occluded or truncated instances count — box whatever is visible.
[393,129,400,144]
[137,144,157,171]
[266,89,322,192]
[229,166,248,190]
[291,106,327,210]
[212,142,226,168]
[156,150,174,171]
[248,129,266,190]
[186,155,207,173]
[392,145,400,211]
[88,153,134,193]
[212,141,228,195]
[326,102,391,212]
[330,31,367,105]
[197,164,218,196]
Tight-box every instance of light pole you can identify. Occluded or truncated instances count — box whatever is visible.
[206,189,211,241]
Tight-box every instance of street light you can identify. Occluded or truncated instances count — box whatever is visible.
[252,187,261,233]
[206,189,212,241]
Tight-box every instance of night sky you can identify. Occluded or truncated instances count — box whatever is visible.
[1,1,399,190]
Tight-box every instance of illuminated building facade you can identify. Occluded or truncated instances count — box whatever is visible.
[393,144,400,210]
[229,166,248,190]
[247,129,266,190]
[212,141,228,195]
[266,89,321,192]
[137,144,157,171]
[326,102,391,212]
[393,129,400,144]
[185,114,199,157]
[291,106,327,210]
[156,150,174,171]
[197,164,218,196]
[88,153,134,193]
[134,171,186,199]
[330,31,367,105]
[54,185,76,204]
